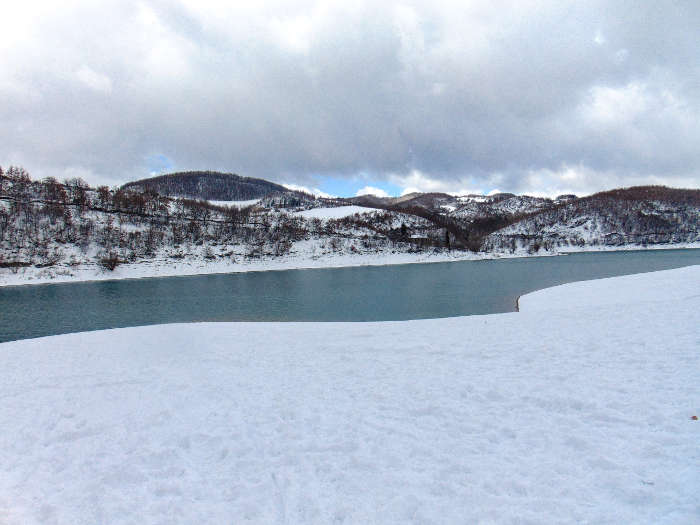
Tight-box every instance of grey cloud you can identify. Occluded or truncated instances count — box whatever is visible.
[0,1,698,195]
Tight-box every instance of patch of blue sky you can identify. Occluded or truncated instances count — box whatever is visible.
[146,154,174,175]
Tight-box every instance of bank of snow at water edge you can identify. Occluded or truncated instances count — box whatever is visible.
[3,243,698,288]
[0,247,484,287]
[1,266,698,523]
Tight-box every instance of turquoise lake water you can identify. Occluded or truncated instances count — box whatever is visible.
[0,249,698,342]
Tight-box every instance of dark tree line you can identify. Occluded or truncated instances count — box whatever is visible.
[122,171,288,201]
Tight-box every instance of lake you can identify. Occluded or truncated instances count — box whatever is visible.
[1,249,698,343]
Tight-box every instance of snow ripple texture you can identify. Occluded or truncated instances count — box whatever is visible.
[0,266,698,524]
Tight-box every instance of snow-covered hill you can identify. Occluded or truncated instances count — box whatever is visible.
[483,187,700,253]
[352,192,555,221]
[449,193,553,221]
[0,167,446,284]
[1,167,698,285]
[294,205,378,219]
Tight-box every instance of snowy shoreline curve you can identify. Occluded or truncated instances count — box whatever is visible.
[0,265,698,523]
[1,242,698,288]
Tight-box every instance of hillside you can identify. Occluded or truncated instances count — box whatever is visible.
[0,165,698,284]
[483,186,700,253]
[122,171,288,201]
[0,167,442,281]
[350,192,555,219]
[351,186,699,254]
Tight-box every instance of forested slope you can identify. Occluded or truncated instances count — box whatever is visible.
[122,171,288,201]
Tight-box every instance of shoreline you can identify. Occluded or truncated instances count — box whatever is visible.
[1,242,698,288]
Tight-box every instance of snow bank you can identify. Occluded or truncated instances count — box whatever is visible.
[0,266,698,523]
[0,249,484,287]
[5,244,697,289]
[294,205,377,219]
[520,264,699,312]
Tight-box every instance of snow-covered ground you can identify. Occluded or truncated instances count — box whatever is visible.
[0,266,698,523]
[1,242,698,288]
[0,248,484,287]
[294,205,377,219]
[207,199,260,208]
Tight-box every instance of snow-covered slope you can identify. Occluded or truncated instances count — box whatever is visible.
[447,194,553,221]
[2,170,698,286]
[0,173,453,285]
[484,191,700,253]
[1,266,698,523]
[207,199,260,208]
[294,205,377,219]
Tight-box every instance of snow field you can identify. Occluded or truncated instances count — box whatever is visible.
[207,199,261,208]
[293,205,377,219]
[0,266,698,523]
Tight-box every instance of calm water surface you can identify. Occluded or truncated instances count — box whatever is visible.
[1,249,698,342]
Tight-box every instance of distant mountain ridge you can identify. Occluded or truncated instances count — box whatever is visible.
[122,171,288,201]
[117,170,698,252]
[0,164,697,279]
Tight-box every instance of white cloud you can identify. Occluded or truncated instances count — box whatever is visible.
[269,13,316,54]
[390,170,449,193]
[0,1,698,193]
[75,66,112,93]
[593,30,605,46]
[391,170,485,196]
[583,82,650,125]
[356,186,390,198]
[515,164,697,198]
[615,48,629,63]
[283,183,335,198]
[431,82,446,96]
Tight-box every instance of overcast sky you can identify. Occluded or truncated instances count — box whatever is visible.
[1,1,699,197]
